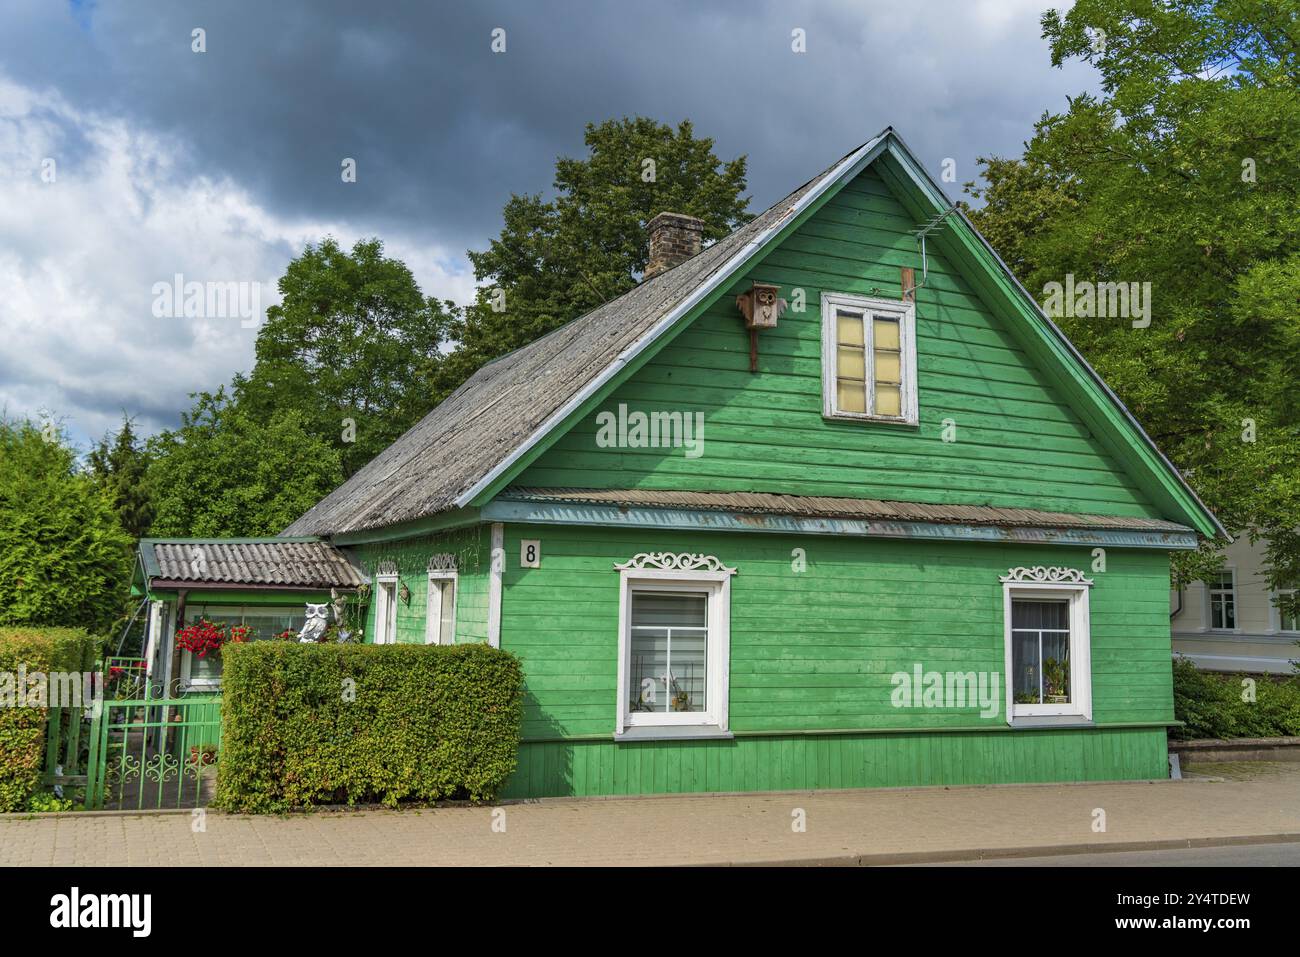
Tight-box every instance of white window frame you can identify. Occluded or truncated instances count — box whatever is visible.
[1205,567,1239,633]
[614,556,734,736]
[1002,574,1092,722]
[1271,588,1299,634]
[179,604,305,690]
[820,291,918,425]
[425,570,458,645]
[373,573,399,645]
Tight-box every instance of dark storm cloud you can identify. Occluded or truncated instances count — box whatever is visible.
[0,0,1095,445]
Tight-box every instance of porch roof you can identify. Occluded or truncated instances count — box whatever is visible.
[138,538,366,590]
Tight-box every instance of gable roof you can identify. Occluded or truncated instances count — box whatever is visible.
[139,538,365,589]
[283,128,1224,540]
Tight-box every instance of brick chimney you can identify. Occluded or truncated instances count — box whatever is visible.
[645,212,704,280]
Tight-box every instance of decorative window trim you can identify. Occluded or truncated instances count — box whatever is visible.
[613,554,733,737]
[1002,570,1092,723]
[999,566,1094,586]
[820,291,918,425]
[374,560,399,578]
[614,552,737,575]
[425,569,458,646]
[427,553,457,572]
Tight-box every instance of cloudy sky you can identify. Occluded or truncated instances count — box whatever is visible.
[0,0,1095,450]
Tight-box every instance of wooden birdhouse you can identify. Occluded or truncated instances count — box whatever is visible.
[736,282,787,372]
[736,282,786,330]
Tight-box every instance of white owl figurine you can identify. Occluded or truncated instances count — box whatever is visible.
[298,603,330,643]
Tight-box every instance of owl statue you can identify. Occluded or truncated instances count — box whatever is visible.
[298,603,330,643]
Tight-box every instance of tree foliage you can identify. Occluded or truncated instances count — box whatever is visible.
[431,117,752,400]
[965,0,1300,600]
[147,389,343,538]
[234,237,458,477]
[0,419,133,633]
[88,414,154,539]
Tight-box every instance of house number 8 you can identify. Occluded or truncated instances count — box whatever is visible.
[520,540,540,568]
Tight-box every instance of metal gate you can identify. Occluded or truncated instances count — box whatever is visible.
[86,683,223,810]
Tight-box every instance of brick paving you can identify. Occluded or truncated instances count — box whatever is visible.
[3,765,1298,866]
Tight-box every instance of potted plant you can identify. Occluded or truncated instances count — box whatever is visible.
[1043,657,1069,704]
[174,619,251,659]
[189,743,218,766]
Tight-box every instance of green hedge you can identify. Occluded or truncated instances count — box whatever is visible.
[0,627,99,812]
[214,641,524,812]
[1171,656,1300,740]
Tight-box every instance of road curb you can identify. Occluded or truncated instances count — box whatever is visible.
[725,831,1300,866]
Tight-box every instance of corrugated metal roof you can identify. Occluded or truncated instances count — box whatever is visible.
[279,137,885,537]
[144,540,366,588]
[503,488,1194,533]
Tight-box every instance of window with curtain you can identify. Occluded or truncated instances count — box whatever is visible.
[1010,599,1071,706]
[628,591,709,715]
[1209,570,1236,629]
[822,292,916,424]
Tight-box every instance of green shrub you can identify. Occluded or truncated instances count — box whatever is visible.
[0,626,100,812]
[214,641,524,812]
[1171,656,1300,740]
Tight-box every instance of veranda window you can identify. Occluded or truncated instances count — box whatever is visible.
[181,605,305,687]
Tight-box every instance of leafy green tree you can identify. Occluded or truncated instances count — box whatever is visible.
[432,117,752,399]
[964,0,1300,601]
[234,238,458,476]
[147,389,343,537]
[88,414,154,539]
[0,418,132,633]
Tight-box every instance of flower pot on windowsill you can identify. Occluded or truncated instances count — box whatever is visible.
[1046,694,1068,705]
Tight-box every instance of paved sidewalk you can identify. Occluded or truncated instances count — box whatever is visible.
[3,765,1298,866]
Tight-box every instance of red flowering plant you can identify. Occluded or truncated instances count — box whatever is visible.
[175,619,253,658]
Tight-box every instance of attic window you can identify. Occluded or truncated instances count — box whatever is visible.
[820,292,917,425]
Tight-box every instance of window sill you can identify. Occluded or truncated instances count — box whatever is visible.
[822,412,919,428]
[614,726,734,743]
[1008,715,1094,729]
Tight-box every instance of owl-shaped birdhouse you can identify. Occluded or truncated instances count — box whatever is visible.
[736,282,786,330]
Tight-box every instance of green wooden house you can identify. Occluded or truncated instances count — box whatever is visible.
[277,127,1223,799]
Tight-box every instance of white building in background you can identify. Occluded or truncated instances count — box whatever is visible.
[1171,535,1299,674]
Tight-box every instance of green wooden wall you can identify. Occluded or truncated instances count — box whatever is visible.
[518,166,1160,520]
[494,522,1173,797]
[502,727,1170,799]
[351,525,491,645]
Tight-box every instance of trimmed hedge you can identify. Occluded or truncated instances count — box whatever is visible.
[0,627,99,812]
[1171,656,1300,740]
[214,641,524,812]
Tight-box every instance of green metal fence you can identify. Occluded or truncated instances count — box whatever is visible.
[85,681,223,810]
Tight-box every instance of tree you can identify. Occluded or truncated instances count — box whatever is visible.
[88,414,154,539]
[0,418,133,633]
[431,117,753,399]
[147,389,343,538]
[234,238,458,476]
[964,0,1300,603]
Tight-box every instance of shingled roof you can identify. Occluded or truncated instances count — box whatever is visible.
[139,539,366,589]
[281,132,891,537]
[281,128,1225,541]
